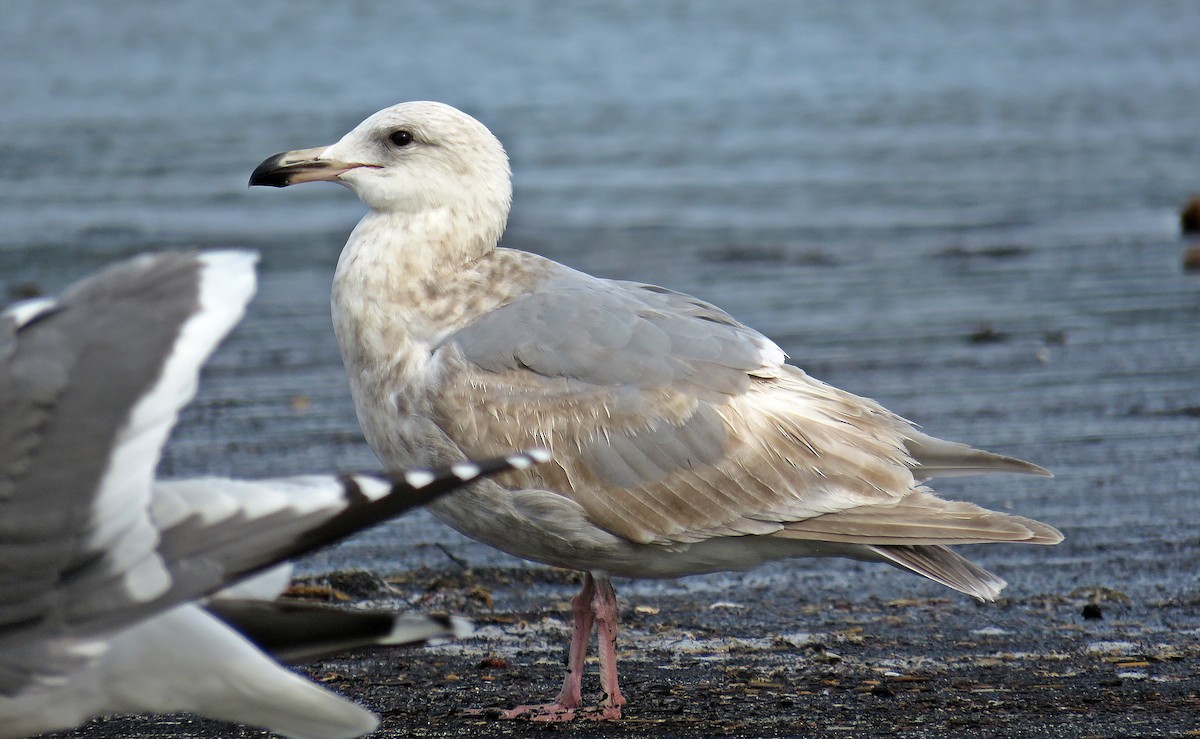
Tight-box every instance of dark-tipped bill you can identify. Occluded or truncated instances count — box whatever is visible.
[248,146,372,187]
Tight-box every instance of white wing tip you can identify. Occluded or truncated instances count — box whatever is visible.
[349,475,390,501]
[502,448,552,470]
[402,449,550,489]
[505,454,534,470]
[404,470,437,488]
[521,448,552,465]
[2,297,58,328]
[450,462,481,480]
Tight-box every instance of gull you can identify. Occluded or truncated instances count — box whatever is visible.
[0,250,549,738]
[250,101,1061,721]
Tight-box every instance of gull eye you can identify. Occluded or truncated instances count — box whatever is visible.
[388,130,414,147]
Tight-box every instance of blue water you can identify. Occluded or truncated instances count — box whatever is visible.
[0,1,1195,254]
[1,1,1198,600]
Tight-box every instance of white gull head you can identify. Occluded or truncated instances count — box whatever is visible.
[250,101,512,250]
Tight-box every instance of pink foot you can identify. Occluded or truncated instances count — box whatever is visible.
[498,702,578,722]
[463,704,577,722]
[474,701,620,722]
[467,574,628,723]
[577,703,624,721]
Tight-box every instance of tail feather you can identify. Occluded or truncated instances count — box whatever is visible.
[870,544,1007,601]
[777,491,1064,546]
[904,432,1052,482]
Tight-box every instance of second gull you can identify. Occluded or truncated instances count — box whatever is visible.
[0,250,547,738]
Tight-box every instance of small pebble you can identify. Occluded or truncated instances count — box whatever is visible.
[477,657,508,669]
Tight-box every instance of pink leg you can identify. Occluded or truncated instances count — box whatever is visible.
[586,574,626,720]
[498,574,597,722]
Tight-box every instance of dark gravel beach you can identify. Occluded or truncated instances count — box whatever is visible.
[53,563,1200,738]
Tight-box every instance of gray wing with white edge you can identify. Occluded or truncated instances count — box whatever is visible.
[0,250,256,691]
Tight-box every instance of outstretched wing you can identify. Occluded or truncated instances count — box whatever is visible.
[147,450,550,614]
[0,251,257,695]
[0,251,256,652]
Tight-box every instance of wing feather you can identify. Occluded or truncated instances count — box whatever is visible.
[0,252,256,643]
[434,264,1054,549]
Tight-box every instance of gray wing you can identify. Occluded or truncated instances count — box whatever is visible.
[433,265,1052,548]
[0,251,257,694]
[0,252,254,640]
[449,273,783,402]
[0,249,547,697]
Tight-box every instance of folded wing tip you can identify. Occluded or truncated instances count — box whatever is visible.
[1029,523,1065,545]
[1025,461,1054,478]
